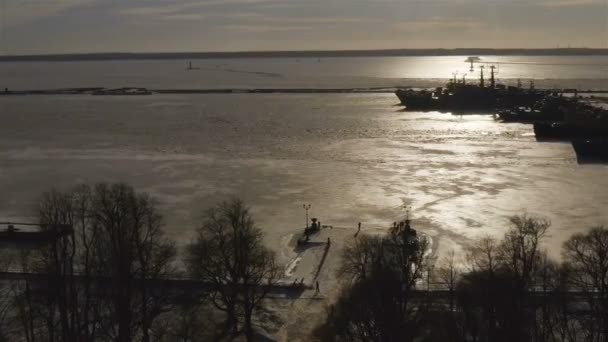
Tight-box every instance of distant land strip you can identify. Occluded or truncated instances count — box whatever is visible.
[2,87,608,96]
[2,48,608,62]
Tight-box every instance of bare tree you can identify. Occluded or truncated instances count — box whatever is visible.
[7,187,93,342]
[12,249,38,342]
[499,214,549,289]
[324,264,421,341]
[151,302,216,342]
[530,251,581,342]
[337,235,383,282]
[467,236,499,275]
[36,188,81,342]
[0,250,15,342]
[562,226,608,342]
[457,215,551,342]
[11,183,176,342]
[459,236,500,341]
[185,198,279,341]
[71,184,102,341]
[437,250,461,312]
[317,221,429,342]
[90,183,177,342]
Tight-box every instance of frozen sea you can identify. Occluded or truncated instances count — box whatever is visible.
[1,55,608,261]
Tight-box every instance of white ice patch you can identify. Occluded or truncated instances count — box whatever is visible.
[284,257,302,277]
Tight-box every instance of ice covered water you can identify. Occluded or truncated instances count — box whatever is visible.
[0,87,607,261]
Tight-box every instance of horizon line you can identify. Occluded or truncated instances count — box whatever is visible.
[2,48,608,61]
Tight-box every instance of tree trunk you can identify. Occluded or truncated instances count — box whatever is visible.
[117,293,132,342]
[225,305,238,337]
[117,276,132,342]
[244,306,254,342]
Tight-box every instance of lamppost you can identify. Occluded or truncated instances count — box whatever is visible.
[403,205,411,219]
[303,204,311,228]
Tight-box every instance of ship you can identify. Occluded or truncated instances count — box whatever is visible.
[498,96,573,123]
[572,139,608,161]
[533,99,608,140]
[533,122,608,141]
[533,122,577,141]
[497,107,543,123]
[395,62,546,112]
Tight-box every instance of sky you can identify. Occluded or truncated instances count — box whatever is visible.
[1,0,607,54]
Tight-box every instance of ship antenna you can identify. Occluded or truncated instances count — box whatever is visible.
[480,66,485,87]
[490,65,496,89]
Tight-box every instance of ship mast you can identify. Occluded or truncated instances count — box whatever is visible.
[465,57,495,89]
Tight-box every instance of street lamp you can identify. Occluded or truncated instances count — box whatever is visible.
[303,204,311,228]
[403,205,411,219]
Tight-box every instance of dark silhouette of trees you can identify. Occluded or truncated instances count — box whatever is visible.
[324,263,423,341]
[467,236,499,275]
[37,188,87,342]
[151,302,217,341]
[532,252,574,342]
[437,250,461,312]
[87,183,177,342]
[562,226,608,342]
[185,198,279,341]
[337,234,383,281]
[499,215,549,289]
[0,250,14,342]
[9,183,177,342]
[17,186,102,342]
[318,214,582,342]
[316,221,428,342]
[453,215,550,342]
[5,186,608,341]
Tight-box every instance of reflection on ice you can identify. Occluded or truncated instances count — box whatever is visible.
[0,93,606,262]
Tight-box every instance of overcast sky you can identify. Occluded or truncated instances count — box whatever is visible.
[1,0,607,54]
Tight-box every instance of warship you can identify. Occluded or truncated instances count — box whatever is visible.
[395,59,546,112]
[572,139,608,161]
[533,99,608,140]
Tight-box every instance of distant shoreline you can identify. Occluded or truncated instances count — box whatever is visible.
[2,48,608,62]
[2,87,607,96]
